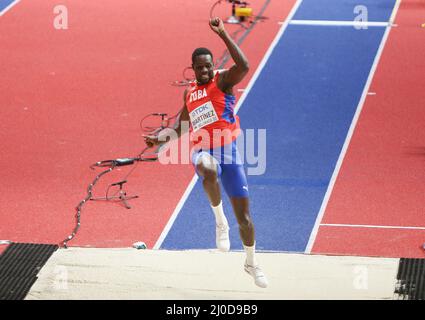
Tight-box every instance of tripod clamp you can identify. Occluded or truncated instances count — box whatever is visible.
[90,179,137,209]
[61,147,158,248]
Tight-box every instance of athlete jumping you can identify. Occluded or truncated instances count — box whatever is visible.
[145,17,268,288]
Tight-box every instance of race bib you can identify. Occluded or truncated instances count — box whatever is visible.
[189,101,219,132]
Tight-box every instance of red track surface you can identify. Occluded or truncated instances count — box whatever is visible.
[0,0,295,248]
[312,0,425,258]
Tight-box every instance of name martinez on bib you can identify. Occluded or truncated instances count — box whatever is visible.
[186,71,241,150]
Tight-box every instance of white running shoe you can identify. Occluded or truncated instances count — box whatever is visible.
[216,224,230,252]
[244,261,268,288]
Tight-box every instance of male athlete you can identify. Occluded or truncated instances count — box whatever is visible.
[145,17,267,288]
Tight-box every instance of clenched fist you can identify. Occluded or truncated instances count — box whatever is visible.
[209,17,226,36]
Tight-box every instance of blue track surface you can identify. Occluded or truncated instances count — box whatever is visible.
[293,0,396,21]
[161,1,395,252]
[0,0,16,13]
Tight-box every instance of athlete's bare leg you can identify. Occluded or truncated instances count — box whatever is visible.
[196,156,221,207]
[195,154,230,252]
[230,196,268,287]
[229,197,255,246]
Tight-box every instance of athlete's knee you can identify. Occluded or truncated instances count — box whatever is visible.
[197,164,218,181]
[195,153,219,180]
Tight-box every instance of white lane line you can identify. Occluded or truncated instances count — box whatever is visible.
[289,20,391,27]
[153,0,305,250]
[304,0,402,254]
[0,0,21,16]
[320,224,425,231]
[153,175,199,249]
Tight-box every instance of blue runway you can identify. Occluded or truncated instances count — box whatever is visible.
[161,0,396,252]
[293,0,395,21]
[0,0,16,13]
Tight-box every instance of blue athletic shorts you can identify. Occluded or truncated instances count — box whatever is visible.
[191,140,249,198]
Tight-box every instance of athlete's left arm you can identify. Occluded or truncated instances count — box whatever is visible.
[209,17,249,91]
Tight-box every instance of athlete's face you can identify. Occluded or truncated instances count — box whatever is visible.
[192,55,214,85]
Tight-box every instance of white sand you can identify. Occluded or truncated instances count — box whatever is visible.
[26,248,399,300]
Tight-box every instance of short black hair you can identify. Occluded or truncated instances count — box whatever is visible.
[192,47,213,64]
